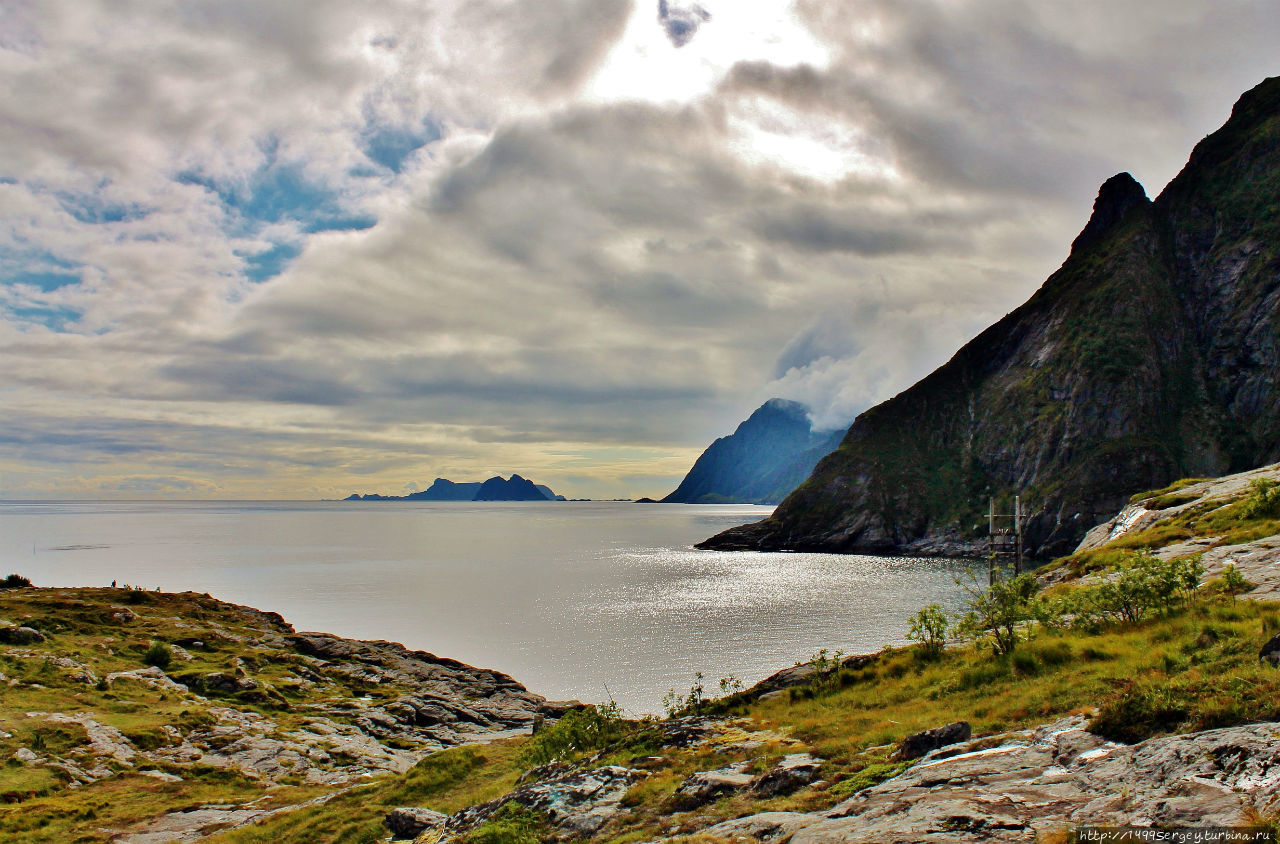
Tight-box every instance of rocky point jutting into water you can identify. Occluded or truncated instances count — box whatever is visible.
[701,76,1280,559]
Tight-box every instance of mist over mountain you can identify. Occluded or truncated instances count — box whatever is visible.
[662,399,844,504]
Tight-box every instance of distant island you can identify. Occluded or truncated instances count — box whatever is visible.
[346,474,565,502]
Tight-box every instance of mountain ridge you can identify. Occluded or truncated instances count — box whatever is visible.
[662,398,843,505]
[701,76,1280,558]
[345,474,564,502]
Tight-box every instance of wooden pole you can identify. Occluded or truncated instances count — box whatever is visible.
[988,496,996,586]
[1014,495,1023,575]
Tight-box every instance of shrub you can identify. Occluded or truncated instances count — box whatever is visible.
[457,803,549,844]
[1,574,32,589]
[142,641,172,670]
[1072,552,1204,625]
[907,604,948,660]
[1091,680,1191,743]
[1011,650,1039,676]
[1241,477,1280,519]
[958,573,1039,655]
[662,672,707,716]
[519,702,626,767]
[1220,563,1251,595]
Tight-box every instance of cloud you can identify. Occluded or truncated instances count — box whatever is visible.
[1,0,1278,499]
[657,0,710,48]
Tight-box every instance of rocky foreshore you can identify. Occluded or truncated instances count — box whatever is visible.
[0,587,580,840]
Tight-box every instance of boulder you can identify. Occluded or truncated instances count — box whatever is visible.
[383,806,447,840]
[750,753,823,797]
[893,721,972,761]
[672,762,755,809]
[442,765,643,837]
[1260,632,1280,665]
[0,626,46,645]
[700,811,819,842]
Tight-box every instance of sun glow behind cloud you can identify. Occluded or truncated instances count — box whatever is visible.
[584,0,832,106]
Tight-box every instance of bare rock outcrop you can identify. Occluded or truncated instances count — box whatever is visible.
[686,715,1280,843]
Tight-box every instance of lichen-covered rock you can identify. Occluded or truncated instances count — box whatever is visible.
[442,765,644,838]
[711,716,1280,843]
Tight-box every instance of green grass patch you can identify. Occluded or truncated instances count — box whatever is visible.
[1129,478,1212,504]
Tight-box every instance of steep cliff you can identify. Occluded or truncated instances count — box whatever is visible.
[662,399,843,504]
[702,77,1280,558]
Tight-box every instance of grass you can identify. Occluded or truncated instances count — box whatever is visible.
[1129,477,1213,504]
[748,597,1280,773]
[1053,476,1280,575]
[206,744,526,844]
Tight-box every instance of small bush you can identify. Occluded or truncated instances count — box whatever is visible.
[1090,681,1190,742]
[1034,640,1074,667]
[1011,650,1039,676]
[1,574,32,589]
[142,641,172,670]
[519,703,626,767]
[907,604,949,660]
[958,573,1039,655]
[1241,478,1280,519]
[457,803,549,844]
[1220,563,1252,595]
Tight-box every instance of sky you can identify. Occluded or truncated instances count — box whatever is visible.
[1,1,1278,501]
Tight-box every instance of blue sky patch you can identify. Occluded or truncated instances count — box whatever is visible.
[12,270,82,292]
[10,304,82,332]
[362,117,442,173]
[243,241,304,283]
[56,191,151,225]
[176,134,382,252]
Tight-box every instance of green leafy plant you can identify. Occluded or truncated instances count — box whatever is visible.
[1241,477,1280,519]
[958,573,1039,655]
[1220,563,1251,596]
[142,641,172,670]
[519,702,626,767]
[662,672,707,717]
[907,604,949,659]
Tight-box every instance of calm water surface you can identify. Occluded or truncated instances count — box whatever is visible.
[0,501,972,714]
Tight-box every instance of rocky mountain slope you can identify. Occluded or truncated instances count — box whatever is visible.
[662,399,843,504]
[1063,460,1280,599]
[703,76,1280,558]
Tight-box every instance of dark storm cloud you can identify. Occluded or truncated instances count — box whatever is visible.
[750,204,942,256]
[159,358,363,406]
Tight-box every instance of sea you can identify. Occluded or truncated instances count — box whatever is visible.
[0,500,974,715]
